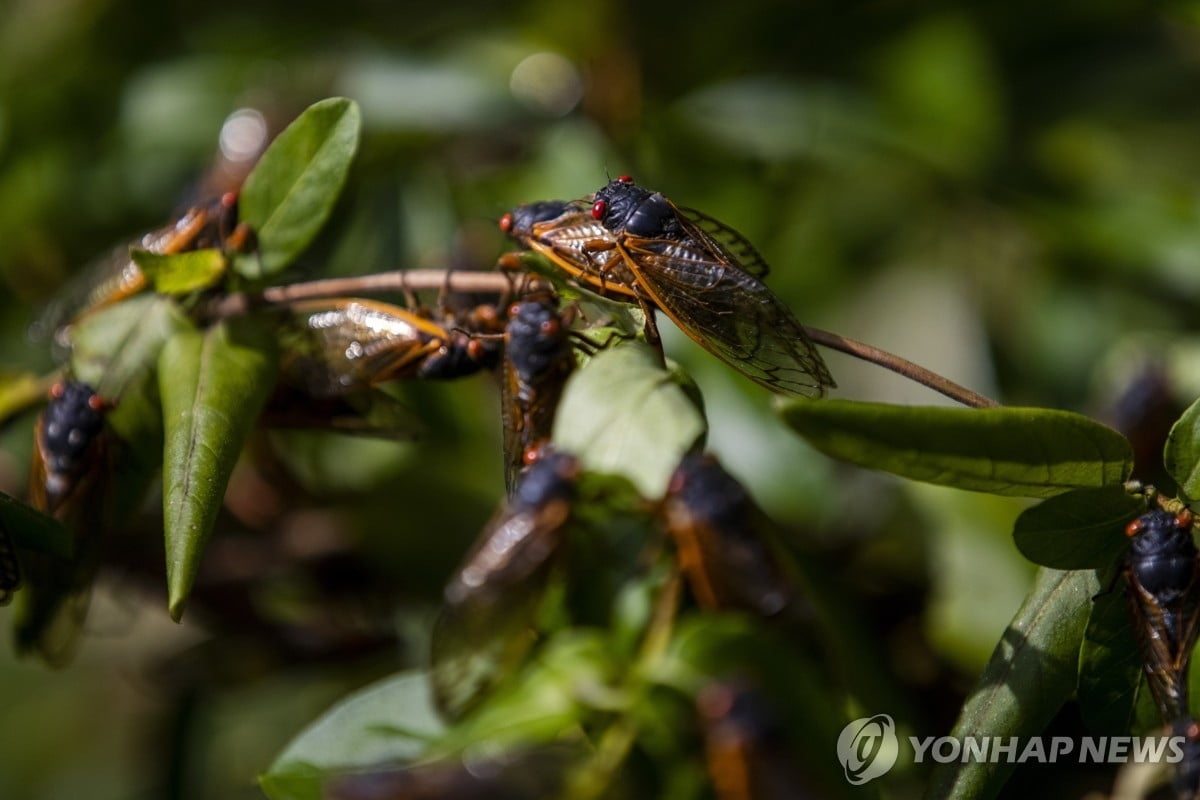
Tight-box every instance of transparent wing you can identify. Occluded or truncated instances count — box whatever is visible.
[617,238,834,397]
[676,204,771,279]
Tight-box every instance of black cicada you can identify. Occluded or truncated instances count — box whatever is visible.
[1124,508,1200,724]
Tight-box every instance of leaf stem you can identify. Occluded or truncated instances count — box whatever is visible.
[207,270,999,408]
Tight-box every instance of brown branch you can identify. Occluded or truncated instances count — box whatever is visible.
[806,327,999,409]
[207,269,999,409]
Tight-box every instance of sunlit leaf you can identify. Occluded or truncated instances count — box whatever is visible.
[0,371,48,428]
[553,342,706,497]
[928,568,1098,799]
[1165,395,1200,501]
[159,317,278,620]
[237,97,361,276]
[779,400,1133,498]
[131,247,226,294]
[261,671,444,800]
[1012,486,1140,569]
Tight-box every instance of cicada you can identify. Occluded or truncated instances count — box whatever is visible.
[697,682,816,800]
[1124,508,1200,724]
[278,299,503,398]
[431,451,579,718]
[662,452,794,618]
[19,380,113,663]
[34,192,250,344]
[30,381,110,516]
[500,177,835,397]
[500,296,575,494]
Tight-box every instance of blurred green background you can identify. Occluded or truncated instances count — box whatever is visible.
[4,1,1200,797]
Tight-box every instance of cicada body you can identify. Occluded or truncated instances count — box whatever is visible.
[1124,508,1200,724]
[662,452,793,618]
[431,451,579,718]
[500,297,574,495]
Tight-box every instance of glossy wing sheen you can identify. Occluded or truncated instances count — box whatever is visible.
[616,235,834,397]
[522,205,639,298]
[280,299,445,397]
[1127,575,1200,722]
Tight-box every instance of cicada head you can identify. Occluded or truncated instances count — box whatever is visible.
[1125,509,1198,600]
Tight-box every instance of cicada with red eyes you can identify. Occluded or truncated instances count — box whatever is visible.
[500,177,835,397]
[30,381,111,517]
[431,451,579,718]
[1124,508,1200,723]
[662,452,795,618]
[500,296,575,495]
[19,380,113,663]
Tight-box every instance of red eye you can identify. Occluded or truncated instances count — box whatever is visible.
[1178,509,1194,529]
[1125,518,1143,537]
[87,395,105,412]
[507,302,522,319]
[49,382,65,399]
[220,191,238,209]
[499,213,514,233]
[591,200,606,220]
[540,318,560,336]
[467,339,485,360]
[617,175,633,183]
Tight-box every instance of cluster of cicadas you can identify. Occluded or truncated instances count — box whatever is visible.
[1123,506,1200,798]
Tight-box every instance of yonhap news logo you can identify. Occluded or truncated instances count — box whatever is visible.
[837,715,899,785]
[835,713,1190,786]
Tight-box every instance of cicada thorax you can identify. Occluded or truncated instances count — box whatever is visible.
[1124,508,1200,723]
[662,452,794,618]
[432,451,580,718]
[499,199,639,300]
[499,296,576,493]
[31,381,110,517]
[415,303,506,380]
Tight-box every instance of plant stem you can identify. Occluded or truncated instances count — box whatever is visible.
[207,269,999,408]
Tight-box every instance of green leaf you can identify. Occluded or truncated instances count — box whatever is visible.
[1078,587,1141,736]
[237,97,361,276]
[71,294,190,397]
[0,491,72,558]
[552,342,707,497]
[159,317,278,620]
[927,567,1098,799]
[1166,395,1200,500]
[779,400,1132,498]
[1012,486,1140,569]
[131,248,226,294]
[261,671,445,800]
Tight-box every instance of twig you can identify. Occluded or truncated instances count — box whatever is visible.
[806,327,999,409]
[207,269,999,408]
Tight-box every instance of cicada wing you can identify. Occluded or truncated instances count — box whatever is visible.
[279,300,444,397]
[430,497,570,718]
[524,211,640,298]
[1127,578,1195,722]
[616,238,834,397]
[675,204,772,279]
